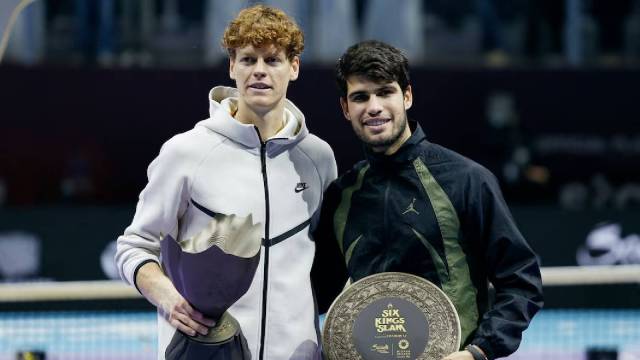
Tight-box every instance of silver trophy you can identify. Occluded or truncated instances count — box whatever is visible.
[161,212,262,360]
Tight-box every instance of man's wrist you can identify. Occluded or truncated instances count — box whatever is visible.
[465,344,488,360]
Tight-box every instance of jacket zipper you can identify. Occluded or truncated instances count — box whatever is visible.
[257,129,270,360]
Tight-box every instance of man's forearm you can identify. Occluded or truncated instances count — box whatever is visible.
[135,261,214,336]
[135,261,176,310]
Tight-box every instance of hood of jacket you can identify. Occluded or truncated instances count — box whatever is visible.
[196,86,309,156]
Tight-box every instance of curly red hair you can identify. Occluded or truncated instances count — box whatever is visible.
[221,4,304,60]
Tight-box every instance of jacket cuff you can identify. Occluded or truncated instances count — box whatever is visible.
[133,259,160,294]
[470,338,495,360]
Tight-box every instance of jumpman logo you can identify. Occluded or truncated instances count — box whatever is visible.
[402,198,420,215]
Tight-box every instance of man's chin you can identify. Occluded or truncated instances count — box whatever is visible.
[246,99,278,112]
[362,137,394,149]
[358,131,404,150]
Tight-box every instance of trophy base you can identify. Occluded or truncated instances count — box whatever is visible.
[166,312,250,360]
[189,311,241,344]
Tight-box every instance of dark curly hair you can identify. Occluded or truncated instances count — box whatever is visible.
[336,40,410,97]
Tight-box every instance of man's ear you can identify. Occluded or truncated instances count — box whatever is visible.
[229,57,236,80]
[404,85,413,110]
[290,56,300,81]
[339,97,350,121]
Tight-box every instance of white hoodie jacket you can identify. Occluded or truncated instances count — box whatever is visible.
[116,86,337,360]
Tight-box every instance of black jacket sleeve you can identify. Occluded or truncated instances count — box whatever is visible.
[311,181,349,314]
[467,169,544,359]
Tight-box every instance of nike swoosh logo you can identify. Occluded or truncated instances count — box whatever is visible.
[295,182,309,193]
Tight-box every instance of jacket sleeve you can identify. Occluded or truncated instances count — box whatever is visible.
[115,137,192,289]
[467,168,544,359]
[305,136,337,231]
[311,181,349,314]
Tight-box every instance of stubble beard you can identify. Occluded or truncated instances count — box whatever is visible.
[356,113,408,152]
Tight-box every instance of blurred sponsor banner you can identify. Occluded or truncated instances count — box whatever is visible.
[0,206,638,281]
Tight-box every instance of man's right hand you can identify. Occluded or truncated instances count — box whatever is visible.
[136,261,216,336]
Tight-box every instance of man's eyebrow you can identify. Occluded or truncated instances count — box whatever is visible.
[347,84,397,99]
[347,91,368,100]
[377,85,397,92]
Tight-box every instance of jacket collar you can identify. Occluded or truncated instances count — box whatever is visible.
[197,86,308,155]
[364,120,427,169]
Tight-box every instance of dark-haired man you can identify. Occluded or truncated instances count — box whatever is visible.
[312,40,543,360]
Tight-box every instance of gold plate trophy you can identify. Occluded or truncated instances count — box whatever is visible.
[323,272,461,360]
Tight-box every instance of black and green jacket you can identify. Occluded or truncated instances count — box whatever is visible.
[311,122,543,360]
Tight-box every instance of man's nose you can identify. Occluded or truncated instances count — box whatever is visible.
[253,59,267,78]
[367,96,383,116]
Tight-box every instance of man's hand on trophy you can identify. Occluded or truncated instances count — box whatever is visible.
[443,345,488,360]
[160,290,217,337]
[441,350,474,360]
[135,261,216,337]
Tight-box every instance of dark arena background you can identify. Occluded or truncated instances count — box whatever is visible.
[1,1,639,359]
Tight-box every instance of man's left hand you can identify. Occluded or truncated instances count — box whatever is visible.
[441,350,474,360]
